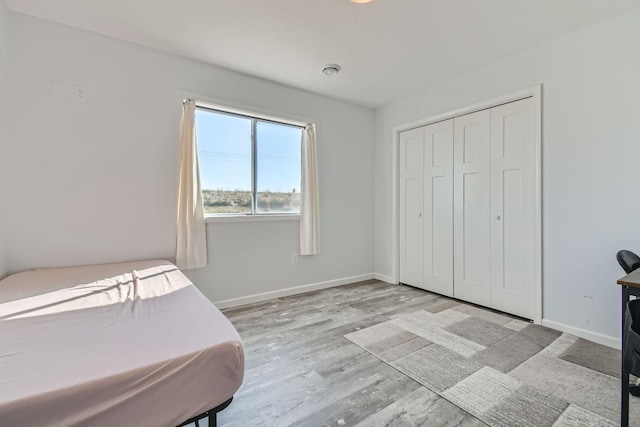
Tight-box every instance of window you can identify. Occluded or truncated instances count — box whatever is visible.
[195,106,303,215]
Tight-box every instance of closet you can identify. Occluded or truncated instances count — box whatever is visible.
[399,97,536,319]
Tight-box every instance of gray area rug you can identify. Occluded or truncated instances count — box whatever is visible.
[345,300,630,427]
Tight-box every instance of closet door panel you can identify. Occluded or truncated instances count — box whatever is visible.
[424,120,454,297]
[399,127,424,288]
[453,110,491,306]
[490,98,536,319]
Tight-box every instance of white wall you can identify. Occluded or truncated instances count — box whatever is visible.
[4,14,375,303]
[0,0,11,279]
[7,7,636,342]
[375,9,640,342]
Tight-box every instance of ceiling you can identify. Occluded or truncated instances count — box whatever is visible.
[6,0,640,107]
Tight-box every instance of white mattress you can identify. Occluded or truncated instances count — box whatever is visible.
[0,260,244,427]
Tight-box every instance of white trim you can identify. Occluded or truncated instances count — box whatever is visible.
[195,101,306,128]
[532,85,543,325]
[374,273,396,284]
[176,89,315,128]
[542,318,620,350]
[391,86,542,134]
[205,214,299,224]
[214,273,375,309]
[391,121,399,289]
[390,85,543,324]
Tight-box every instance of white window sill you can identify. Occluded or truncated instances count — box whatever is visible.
[205,214,300,224]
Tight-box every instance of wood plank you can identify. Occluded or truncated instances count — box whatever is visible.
[218,281,486,426]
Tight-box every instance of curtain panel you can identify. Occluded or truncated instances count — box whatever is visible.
[176,99,208,269]
[300,124,319,255]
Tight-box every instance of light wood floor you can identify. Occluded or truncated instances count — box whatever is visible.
[218,280,488,427]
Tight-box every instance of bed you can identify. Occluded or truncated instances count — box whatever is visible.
[0,260,244,427]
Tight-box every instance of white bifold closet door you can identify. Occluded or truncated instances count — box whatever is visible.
[489,98,536,319]
[399,127,424,288]
[424,121,454,296]
[399,121,454,296]
[399,97,536,320]
[453,110,491,307]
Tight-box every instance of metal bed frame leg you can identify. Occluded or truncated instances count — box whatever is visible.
[178,397,232,427]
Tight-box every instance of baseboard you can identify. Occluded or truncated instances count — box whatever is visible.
[215,278,622,348]
[214,273,376,309]
[542,318,620,350]
[374,273,396,284]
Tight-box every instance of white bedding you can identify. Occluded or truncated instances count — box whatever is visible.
[0,260,244,427]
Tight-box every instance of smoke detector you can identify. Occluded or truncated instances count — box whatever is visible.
[322,64,341,76]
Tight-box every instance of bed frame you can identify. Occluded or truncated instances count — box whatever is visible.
[177,397,233,427]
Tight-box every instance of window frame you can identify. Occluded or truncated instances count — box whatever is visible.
[195,104,304,218]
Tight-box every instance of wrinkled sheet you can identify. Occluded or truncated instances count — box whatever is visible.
[0,260,244,427]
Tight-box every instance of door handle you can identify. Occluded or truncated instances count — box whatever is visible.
[494,214,501,220]
[418,213,422,218]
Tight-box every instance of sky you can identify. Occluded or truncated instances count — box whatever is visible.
[195,108,302,193]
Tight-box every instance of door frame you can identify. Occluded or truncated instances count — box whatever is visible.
[390,85,543,324]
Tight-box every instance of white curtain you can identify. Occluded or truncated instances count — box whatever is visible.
[176,99,208,269]
[300,124,319,255]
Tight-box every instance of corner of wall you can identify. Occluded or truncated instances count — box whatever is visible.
[0,0,12,278]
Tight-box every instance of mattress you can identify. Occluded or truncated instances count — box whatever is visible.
[0,260,244,427]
